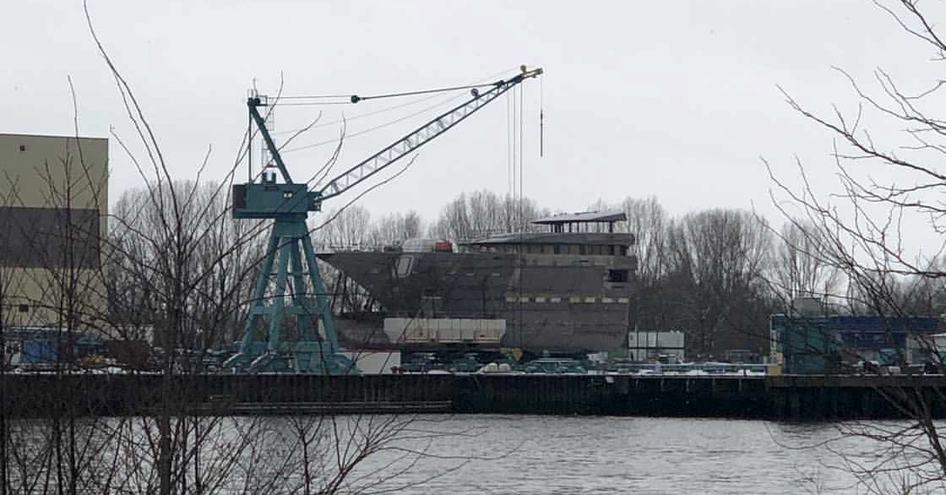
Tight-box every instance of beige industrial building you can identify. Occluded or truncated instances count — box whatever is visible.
[0,133,108,328]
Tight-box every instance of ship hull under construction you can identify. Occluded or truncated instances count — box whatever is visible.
[319,246,635,354]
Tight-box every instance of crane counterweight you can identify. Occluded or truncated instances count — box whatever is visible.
[232,183,321,218]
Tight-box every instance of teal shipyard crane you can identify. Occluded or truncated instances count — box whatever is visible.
[225,66,543,374]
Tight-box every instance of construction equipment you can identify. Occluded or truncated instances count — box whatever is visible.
[225,66,543,373]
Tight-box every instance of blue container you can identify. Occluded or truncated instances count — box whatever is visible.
[21,339,58,364]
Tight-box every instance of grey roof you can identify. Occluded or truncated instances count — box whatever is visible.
[532,209,626,225]
[463,231,634,246]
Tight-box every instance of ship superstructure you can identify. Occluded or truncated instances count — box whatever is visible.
[320,210,636,354]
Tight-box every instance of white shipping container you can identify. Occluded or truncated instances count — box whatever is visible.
[383,318,506,344]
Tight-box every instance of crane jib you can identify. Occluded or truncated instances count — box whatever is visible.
[317,67,542,202]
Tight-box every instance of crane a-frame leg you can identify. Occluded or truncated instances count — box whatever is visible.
[225,218,355,374]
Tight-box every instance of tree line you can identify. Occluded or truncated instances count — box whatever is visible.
[319,189,946,360]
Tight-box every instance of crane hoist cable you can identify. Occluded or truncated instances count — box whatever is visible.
[348,80,506,103]
[271,101,352,107]
[244,67,534,190]
[267,66,521,136]
[271,80,509,106]
[540,76,544,158]
[318,66,543,201]
[270,90,449,136]
[282,92,467,155]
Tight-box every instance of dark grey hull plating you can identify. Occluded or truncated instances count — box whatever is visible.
[319,251,635,353]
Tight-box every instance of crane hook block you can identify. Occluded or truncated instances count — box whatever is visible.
[350,95,361,104]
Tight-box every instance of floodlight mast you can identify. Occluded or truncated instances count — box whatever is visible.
[247,94,293,184]
[226,66,543,374]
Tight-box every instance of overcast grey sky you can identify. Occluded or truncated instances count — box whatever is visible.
[2,1,940,225]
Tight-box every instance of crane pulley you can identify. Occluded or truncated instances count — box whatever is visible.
[226,66,543,374]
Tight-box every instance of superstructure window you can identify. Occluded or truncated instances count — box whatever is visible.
[607,269,628,283]
[395,255,414,278]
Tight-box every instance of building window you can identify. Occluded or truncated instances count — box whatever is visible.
[17,304,28,313]
[607,269,628,283]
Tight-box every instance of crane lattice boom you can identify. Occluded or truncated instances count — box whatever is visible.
[318,67,542,201]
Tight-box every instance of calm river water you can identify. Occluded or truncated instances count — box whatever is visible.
[357,415,920,494]
[8,414,934,493]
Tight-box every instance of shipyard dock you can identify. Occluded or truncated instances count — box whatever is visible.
[4,373,946,421]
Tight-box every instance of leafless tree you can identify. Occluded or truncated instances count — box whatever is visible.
[768,220,842,309]
[616,197,674,332]
[321,205,373,252]
[768,1,946,491]
[664,209,774,358]
[430,190,546,241]
[0,102,130,493]
[621,197,669,286]
[367,210,423,249]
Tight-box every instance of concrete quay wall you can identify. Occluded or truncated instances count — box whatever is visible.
[4,374,945,420]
